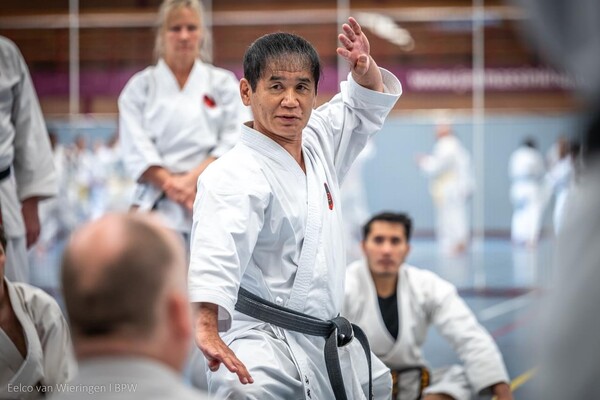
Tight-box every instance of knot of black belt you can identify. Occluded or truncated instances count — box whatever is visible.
[235,287,373,400]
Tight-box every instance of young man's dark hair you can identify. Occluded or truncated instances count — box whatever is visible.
[243,32,322,92]
[362,212,413,242]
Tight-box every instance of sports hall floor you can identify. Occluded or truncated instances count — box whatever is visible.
[30,237,553,399]
[410,238,554,399]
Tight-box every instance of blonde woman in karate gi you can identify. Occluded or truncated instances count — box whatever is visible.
[0,225,75,399]
[343,212,512,400]
[119,0,248,236]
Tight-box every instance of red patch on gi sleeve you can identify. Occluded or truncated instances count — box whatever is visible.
[203,95,216,108]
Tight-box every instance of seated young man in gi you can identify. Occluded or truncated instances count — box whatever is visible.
[343,212,513,400]
[189,18,402,400]
[0,223,75,399]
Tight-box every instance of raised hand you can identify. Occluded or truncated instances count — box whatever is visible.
[336,17,383,91]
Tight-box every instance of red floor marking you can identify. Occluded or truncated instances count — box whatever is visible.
[490,311,535,339]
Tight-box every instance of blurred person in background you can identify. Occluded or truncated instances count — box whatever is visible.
[52,213,208,400]
[0,224,75,399]
[67,135,95,224]
[545,137,577,234]
[508,137,545,247]
[119,0,248,240]
[417,122,474,256]
[340,141,375,263]
[0,36,58,283]
[515,0,600,397]
[29,131,76,293]
[343,212,512,400]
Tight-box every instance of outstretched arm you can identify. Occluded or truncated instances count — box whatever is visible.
[336,17,384,92]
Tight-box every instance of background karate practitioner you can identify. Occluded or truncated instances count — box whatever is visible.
[119,0,248,238]
[0,36,57,283]
[508,138,545,247]
[0,224,75,399]
[343,212,512,400]
[417,123,473,256]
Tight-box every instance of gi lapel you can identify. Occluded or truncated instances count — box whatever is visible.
[6,283,45,387]
[287,148,324,312]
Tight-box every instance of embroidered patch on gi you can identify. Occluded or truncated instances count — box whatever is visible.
[324,182,334,210]
[203,94,216,108]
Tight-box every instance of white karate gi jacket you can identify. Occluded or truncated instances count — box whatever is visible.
[419,135,473,253]
[119,59,249,232]
[545,156,573,234]
[343,261,509,399]
[509,146,546,243]
[189,70,401,399]
[0,279,76,399]
[0,37,57,282]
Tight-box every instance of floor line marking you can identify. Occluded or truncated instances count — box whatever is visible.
[478,292,534,321]
[511,367,537,391]
[492,367,538,400]
[490,310,534,339]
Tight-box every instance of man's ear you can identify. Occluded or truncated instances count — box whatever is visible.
[360,239,367,256]
[240,78,252,106]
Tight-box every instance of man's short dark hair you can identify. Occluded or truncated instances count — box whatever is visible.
[243,32,321,92]
[362,212,413,242]
[61,218,175,338]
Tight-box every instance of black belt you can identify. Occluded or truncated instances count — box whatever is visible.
[235,287,373,400]
[0,166,11,181]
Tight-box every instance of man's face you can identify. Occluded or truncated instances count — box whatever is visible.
[240,63,316,144]
[362,221,411,278]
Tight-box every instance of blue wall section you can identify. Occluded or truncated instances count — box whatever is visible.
[361,113,583,235]
[48,112,583,235]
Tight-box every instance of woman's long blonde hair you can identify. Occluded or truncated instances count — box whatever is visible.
[153,0,212,62]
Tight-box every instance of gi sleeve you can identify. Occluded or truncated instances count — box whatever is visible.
[11,45,57,200]
[188,160,269,331]
[310,68,402,183]
[118,72,164,182]
[209,71,250,159]
[425,275,510,394]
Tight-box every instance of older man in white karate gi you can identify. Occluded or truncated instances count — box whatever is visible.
[343,212,512,400]
[52,213,208,400]
[0,224,75,399]
[189,18,401,400]
[0,36,57,283]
